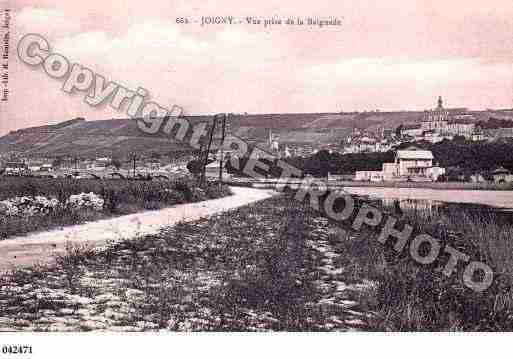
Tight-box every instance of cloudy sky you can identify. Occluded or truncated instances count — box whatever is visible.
[2,0,513,133]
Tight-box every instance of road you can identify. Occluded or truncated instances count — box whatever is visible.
[0,187,276,271]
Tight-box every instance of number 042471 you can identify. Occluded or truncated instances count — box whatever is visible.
[2,345,33,354]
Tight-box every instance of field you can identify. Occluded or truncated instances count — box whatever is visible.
[0,176,231,239]
[1,192,512,331]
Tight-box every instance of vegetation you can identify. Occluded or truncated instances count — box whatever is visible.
[358,202,513,330]
[277,139,513,178]
[0,176,231,239]
[477,117,513,129]
[1,192,511,331]
[0,195,368,331]
[430,139,513,174]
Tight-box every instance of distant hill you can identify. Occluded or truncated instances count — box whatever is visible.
[0,117,198,158]
[1,109,513,158]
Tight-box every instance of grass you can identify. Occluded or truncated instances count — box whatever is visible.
[1,191,512,331]
[0,195,372,331]
[333,199,513,331]
[0,176,231,239]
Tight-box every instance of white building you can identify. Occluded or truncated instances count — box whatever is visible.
[354,170,384,182]
[382,163,398,181]
[87,157,112,171]
[401,124,423,137]
[492,167,513,183]
[3,162,29,176]
[354,146,445,182]
[395,148,434,177]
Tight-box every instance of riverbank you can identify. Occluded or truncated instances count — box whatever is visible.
[226,178,513,191]
[1,192,512,331]
[0,195,370,331]
[335,180,513,191]
[343,187,513,209]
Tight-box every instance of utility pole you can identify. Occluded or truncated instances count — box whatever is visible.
[199,115,219,187]
[129,153,137,178]
[218,114,227,185]
[196,142,205,187]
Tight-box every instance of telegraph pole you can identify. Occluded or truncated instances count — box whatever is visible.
[199,116,218,187]
[218,114,227,185]
[196,142,205,187]
[129,153,137,178]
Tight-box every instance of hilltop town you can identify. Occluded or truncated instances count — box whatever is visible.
[2,97,513,183]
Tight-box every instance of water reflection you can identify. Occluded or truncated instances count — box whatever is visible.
[365,197,513,226]
[381,198,442,214]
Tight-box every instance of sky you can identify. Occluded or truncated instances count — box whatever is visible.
[2,0,513,134]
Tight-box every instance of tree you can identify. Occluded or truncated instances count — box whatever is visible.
[52,157,63,168]
[109,158,122,170]
[395,124,404,137]
[149,151,162,160]
[187,159,206,175]
[453,135,466,143]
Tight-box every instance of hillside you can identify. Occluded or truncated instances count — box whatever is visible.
[1,109,512,158]
[0,117,206,158]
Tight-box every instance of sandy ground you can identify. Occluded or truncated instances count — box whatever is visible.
[0,187,276,271]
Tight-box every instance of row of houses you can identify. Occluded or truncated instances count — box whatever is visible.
[343,98,513,153]
[1,155,192,177]
[399,97,482,143]
[400,97,513,143]
[342,127,399,154]
[343,98,483,154]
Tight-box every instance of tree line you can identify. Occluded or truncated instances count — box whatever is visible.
[186,139,513,179]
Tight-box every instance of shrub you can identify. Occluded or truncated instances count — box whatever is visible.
[0,196,61,217]
[66,192,104,211]
[0,177,231,239]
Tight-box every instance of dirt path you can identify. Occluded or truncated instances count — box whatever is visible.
[0,186,276,271]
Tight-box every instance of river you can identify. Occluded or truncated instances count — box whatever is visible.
[342,187,513,210]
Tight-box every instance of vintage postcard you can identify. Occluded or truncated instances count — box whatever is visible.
[0,0,513,356]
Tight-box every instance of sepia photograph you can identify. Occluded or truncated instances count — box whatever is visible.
[1,0,513,356]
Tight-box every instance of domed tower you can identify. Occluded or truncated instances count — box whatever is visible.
[437,96,444,109]
[422,96,449,132]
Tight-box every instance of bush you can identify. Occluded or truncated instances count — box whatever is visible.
[0,177,231,239]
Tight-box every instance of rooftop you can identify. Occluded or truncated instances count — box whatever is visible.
[402,124,422,130]
[493,167,511,175]
[396,150,434,160]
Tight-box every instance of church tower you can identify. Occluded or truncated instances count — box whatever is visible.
[437,96,443,109]
[422,96,449,132]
